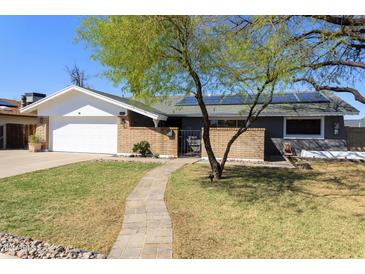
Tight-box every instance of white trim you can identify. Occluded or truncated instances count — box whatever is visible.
[153,119,160,128]
[182,111,358,119]
[20,85,167,121]
[283,116,324,140]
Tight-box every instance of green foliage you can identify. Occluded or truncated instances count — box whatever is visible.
[132,140,151,157]
[28,134,40,144]
[76,16,300,104]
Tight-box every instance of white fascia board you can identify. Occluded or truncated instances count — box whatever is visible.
[20,85,167,121]
[172,112,356,119]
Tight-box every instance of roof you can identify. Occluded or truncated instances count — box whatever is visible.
[88,88,166,117]
[20,85,167,121]
[0,98,36,117]
[149,91,359,117]
[20,85,359,119]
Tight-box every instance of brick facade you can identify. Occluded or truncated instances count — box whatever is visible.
[201,128,265,161]
[35,116,49,151]
[117,116,178,158]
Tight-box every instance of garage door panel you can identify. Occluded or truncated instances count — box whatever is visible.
[50,117,117,154]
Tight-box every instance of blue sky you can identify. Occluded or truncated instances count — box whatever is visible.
[0,16,363,119]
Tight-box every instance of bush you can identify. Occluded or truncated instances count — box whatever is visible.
[132,141,151,157]
[28,135,40,144]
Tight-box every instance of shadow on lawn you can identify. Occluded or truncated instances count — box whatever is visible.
[198,166,321,203]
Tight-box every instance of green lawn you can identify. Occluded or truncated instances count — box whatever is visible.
[0,160,159,254]
[166,161,365,258]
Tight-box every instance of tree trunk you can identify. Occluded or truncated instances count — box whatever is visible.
[180,36,222,180]
[195,91,222,181]
[202,123,222,180]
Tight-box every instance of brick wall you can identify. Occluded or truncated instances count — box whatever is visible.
[201,128,265,160]
[35,116,49,150]
[117,116,178,157]
[346,127,365,151]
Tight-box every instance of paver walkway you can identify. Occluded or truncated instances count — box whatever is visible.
[108,158,196,259]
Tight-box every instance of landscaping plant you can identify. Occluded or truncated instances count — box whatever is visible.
[132,140,151,157]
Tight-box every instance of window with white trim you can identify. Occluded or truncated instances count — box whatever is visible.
[284,117,324,139]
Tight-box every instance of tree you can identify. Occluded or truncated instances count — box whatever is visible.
[284,16,365,104]
[65,64,88,87]
[77,16,300,180]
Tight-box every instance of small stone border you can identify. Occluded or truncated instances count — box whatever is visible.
[0,232,106,259]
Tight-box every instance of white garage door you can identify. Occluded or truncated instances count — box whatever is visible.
[50,116,118,154]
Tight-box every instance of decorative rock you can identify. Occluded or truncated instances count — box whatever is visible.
[0,232,105,259]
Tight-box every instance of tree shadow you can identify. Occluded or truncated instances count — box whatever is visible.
[198,166,321,203]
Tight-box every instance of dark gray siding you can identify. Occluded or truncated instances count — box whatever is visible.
[181,117,203,130]
[251,117,283,156]
[129,111,154,127]
[272,116,347,155]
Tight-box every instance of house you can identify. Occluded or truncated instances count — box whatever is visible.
[0,93,45,149]
[345,119,365,127]
[20,85,359,160]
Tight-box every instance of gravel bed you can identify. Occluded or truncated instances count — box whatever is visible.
[0,232,106,259]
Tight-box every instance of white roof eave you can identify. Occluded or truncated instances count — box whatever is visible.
[20,85,167,121]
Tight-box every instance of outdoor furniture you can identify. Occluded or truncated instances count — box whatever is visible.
[283,142,293,157]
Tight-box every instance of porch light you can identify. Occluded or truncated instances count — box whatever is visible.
[166,129,173,137]
[333,122,340,136]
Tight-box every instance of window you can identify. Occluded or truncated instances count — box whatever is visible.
[209,120,240,128]
[284,117,324,139]
[218,120,237,128]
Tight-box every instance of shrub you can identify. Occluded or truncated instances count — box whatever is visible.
[132,141,151,157]
[28,134,40,144]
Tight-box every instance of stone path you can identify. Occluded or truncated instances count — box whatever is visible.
[108,158,196,259]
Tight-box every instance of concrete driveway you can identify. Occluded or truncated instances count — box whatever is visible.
[0,150,106,179]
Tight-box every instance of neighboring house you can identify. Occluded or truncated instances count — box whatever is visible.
[345,119,365,127]
[20,85,359,160]
[0,93,45,149]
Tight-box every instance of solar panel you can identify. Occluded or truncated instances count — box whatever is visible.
[204,96,222,104]
[0,99,17,107]
[271,93,298,104]
[176,97,197,106]
[296,92,329,103]
[175,92,329,106]
[222,96,244,104]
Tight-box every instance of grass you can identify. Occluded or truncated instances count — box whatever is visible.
[166,160,365,258]
[0,160,159,254]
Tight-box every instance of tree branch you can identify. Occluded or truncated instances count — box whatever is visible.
[309,60,365,70]
[306,16,365,26]
[294,78,365,104]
